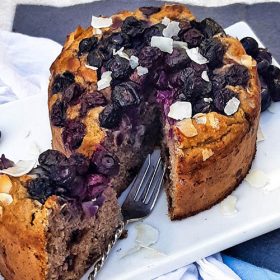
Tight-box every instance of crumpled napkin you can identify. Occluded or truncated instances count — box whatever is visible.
[0,30,242,280]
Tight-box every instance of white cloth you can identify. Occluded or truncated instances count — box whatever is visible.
[0,30,241,280]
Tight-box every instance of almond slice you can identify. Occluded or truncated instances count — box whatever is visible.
[202,149,214,161]
[220,195,238,216]
[0,175,12,193]
[0,193,13,206]
[0,160,36,177]
[245,169,269,188]
[176,118,198,138]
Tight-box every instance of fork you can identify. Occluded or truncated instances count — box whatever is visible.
[88,149,166,280]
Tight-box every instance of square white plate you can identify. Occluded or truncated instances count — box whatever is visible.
[1,22,280,280]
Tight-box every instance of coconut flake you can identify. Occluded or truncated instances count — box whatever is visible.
[257,125,265,142]
[162,21,180,38]
[176,118,198,138]
[173,41,188,50]
[135,223,159,247]
[201,71,210,82]
[204,97,213,103]
[129,55,139,69]
[224,97,240,116]
[97,71,112,90]
[220,195,238,216]
[113,47,130,60]
[168,101,192,120]
[245,169,269,188]
[85,64,98,71]
[0,160,36,177]
[0,193,13,206]
[0,175,12,194]
[202,149,214,161]
[151,36,173,54]
[137,66,149,76]
[208,114,219,129]
[194,113,207,125]
[161,17,171,26]
[91,16,112,29]
[186,47,208,65]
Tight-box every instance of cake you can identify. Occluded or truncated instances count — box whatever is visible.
[48,4,260,219]
[0,3,261,280]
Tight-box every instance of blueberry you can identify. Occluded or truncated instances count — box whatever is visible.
[50,165,76,186]
[169,67,195,87]
[112,81,141,107]
[138,46,163,69]
[261,87,272,112]
[51,72,75,94]
[108,32,131,49]
[211,74,226,91]
[181,28,204,48]
[139,6,161,17]
[99,104,122,129]
[68,153,90,175]
[67,176,87,200]
[192,98,213,115]
[91,147,120,176]
[269,77,280,102]
[39,150,68,171]
[106,55,132,80]
[0,154,14,170]
[62,120,86,150]
[178,20,192,38]
[256,48,272,74]
[121,16,147,37]
[50,100,66,127]
[225,64,250,86]
[174,89,191,102]
[63,83,83,105]
[199,18,225,38]
[27,178,55,204]
[78,36,98,55]
[155,70,168,90]
[80,92,107,117]
[240,37,259,57]
[189,61,208,75]
[199,38,225,68]
[165,48,190,70]
[143,24,165,44]
[213,88,237,112]
[264,65,280,81]
[87,49,105,68]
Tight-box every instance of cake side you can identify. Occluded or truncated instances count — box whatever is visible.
[167,36,261,220]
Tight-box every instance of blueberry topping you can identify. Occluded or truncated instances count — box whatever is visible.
[69,153,90,175]
[139,46,163,69]
[264,65,280,81]
[109,32,131,49]
[106,55,132,80]
[78,36,98,55]
[112,81,141,107]
[87,50,105,68]
[139,6,161,17]
[199,18,225,38]
[169,67,195,87]
[63,83,83,105]
[50,165,76,186]
[0,154,14,170]
[121,16,147,37]
[91,147,120,176]
[50,100,66,127]
[51,72,75,94]
[211,74,226,91]
[260,79,272,111]
[154,70,168,90]
[143,24,165,44]
[62,120,86,150]
[99,104,122,129]
[269,77,280,102]
[27,178,54,204]
[256,48,272,74]
[240,37,259,57]
[213,88,237,113]
[224,64,250,86]
[199,38,225,68]
[165,48,190,70]
[193,98,213,115]
[39,149,68,171]
[80,92,107,117]
[181,28,204,48]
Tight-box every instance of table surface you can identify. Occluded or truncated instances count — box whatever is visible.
[12,0,280,274]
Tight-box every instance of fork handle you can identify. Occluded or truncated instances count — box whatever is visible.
[88,221,126,280]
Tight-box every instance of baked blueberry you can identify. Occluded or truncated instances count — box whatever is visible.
[106,55,132,80]
[199,38,225,68]
[112,81,141,107]
[38,149,68,171]
[99,104,122,129]
[182,28,204,48]
[62,120,86,150]
[50,165,76,186]
[225,64,250,86]
[143,24,165,44]
[165,48,190,70]
[78,36,98,55]
[155,70,168,90]
[51,72,75,94]
[108,32,131,49]
[269,77,280,101]
[261,87,272,112]
[69,153,90,175]
[264,65,280,81]
[121,16,147,37]
[87,50,105,68]
[256,48,272,74]
[63,83,83,106]
[139,6,161,17]
[169,67,195,87]
[213,88,237,113]
[192,98,213,115]
[139,46,163,69]
[50,100,66,127]
[240,37,259,57]
[80,92,107,117]
[199,18,225,38]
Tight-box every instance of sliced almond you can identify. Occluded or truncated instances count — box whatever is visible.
[202,149,214,161]
[193,113,207,125]
[176,118,198,138]
[208,114,219,129]
[245,169,269,188]
[220,195,238,216]
[240,55,256,68]
[0,193,13,206]
[0,175,12,193]
[0,160,36,177]
[257,125,265,142]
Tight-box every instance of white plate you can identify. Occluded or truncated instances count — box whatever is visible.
[1,22,280,280]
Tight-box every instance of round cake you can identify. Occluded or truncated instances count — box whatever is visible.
[48,4,260,220]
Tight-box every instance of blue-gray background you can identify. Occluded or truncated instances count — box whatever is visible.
[13,0,280,273]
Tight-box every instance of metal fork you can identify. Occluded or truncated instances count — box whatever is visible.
[88,149,166,280]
